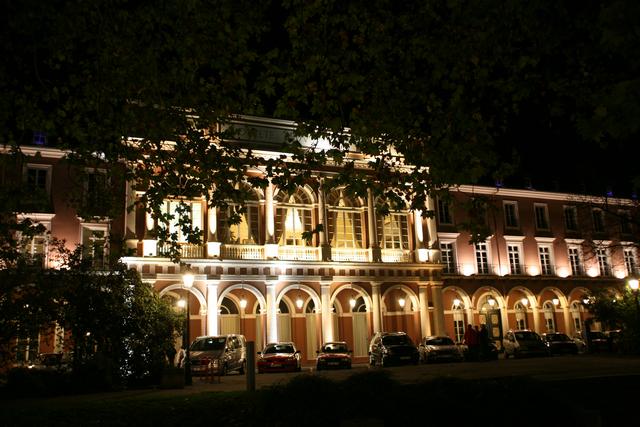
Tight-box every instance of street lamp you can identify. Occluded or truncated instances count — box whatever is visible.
[182,269,194,386]
[628,278,640,329]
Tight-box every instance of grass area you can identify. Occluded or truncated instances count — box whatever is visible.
[1,371,633,426]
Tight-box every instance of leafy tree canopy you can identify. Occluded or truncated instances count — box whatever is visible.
[2,0,638,252]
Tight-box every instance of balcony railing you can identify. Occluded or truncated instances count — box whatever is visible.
[221,244,264,260]
[381,249,412,263]
[331,247,369,262]
[157,242,204,258]
[277,246,320,261]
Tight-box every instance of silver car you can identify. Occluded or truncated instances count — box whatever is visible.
[418,336,464,363]
[185,334,247,375]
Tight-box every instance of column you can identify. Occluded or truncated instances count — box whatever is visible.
[418,284,432,337]
[206,206,221,258]
[264,179,278,258]
[142,208,158,256]
[371,282,382,333]
[266,280,278,343]
[367,188,381,262]
[206,281,219,336]
[531,304,541,334]
[321,281,334,342]
[562,305,573,335]
[426,195,440,262]
[414,210,428,262]
[430,282,445,335]
[318,180,331,261]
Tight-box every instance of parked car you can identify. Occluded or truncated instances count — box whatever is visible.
[257,342,302,373]
[369,332,419,367]
[316,341,352,370]
[587,331,609,352]
[572,334,587,353]
[32,352,72,371]
[418,336,464,363]
[503,330,549,358]
[186,334,246,376]
[542,332,579,355]
[605,329,623,352]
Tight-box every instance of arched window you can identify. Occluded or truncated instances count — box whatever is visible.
[452,303,466,343]
[275,188,313,246]
[305,299,316,314]
[354,296,367,313]
[326,189,363,248]
[570,301,583,332]
[515,302,527,329]
[220,297,239,315]
[219,185,260,244]
[543,301,555,332]
[278,300,290,314]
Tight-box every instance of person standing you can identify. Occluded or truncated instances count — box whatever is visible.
[479,324,490,361]
[464,324,478,361]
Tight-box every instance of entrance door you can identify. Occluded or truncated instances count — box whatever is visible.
[480,309,503,348]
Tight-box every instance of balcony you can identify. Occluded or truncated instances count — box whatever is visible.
[380,249,412,263]
[277,245,320,261]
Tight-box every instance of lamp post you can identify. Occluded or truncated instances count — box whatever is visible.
[628,278,640,330]
[182,270,194,386]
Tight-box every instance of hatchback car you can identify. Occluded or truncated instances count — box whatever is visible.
[542,332,579,355]
[369,332,419,367]
[503,330,549,358]
[257,342,302,373]
[316,341,352,370]
[418,336,464,363]
[187,334,247,376]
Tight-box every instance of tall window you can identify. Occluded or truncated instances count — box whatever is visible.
[563,206,578,231]
[592,209,605,233]
[543,302,555,333]
[619,210,632,235]
[437,198,453,225]
[538,246,553,275]
[25,166,49,193]
[596,248,611,276]
[327,190,363,248]
[81,224,108,268]
[453,304,465,343]
[568,247,583,276]
[475,242,489,274]
[377,214,409,249]
[534,204,549,230]
[507,244,522,274]
[163,200,204,243]
[15,323,39,364]
[84,170,109,216]
[275,189,312,246]
[503,202,519,228]
[440,242,456,273]
[624,248,637,276]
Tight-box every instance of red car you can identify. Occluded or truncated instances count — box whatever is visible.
[257,342,302,373]
[315,341,352,370]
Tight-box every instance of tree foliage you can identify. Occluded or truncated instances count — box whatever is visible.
[586,286,640,354]
[2,0,639,256]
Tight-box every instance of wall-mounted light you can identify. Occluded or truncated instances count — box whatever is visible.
[349,298,356,309]
[521,297,529,307]
[552,298,560,306]
[296,296,304,309]
[488,296,496,307]
[240,297,247,309]
[453,298,461,308]
[398,298,406,308]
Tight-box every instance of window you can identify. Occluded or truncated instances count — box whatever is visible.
[563,206,578,231]
[515,302,527,329]
[543,302,555,333]
[32,130,48,145]
[327,190,363,249]
[440,242,456,273]
[538,246,553,275]
[452,305,465,343]
[437,198,453,225]
[534,204,549,230]
[475,242,489,274]
[377,214,409,249]
[503,201,519,228]
[619,210,632,235]
[592,209,605,233]
[17,213,53,267]
[275,190,313,246]
[596,248,611,276]
[81,224,108,268]
[507,244,522,274]
[163,200,205,243]
[568,246,583,276]
[624,248,637,276]
[15,323,39,364]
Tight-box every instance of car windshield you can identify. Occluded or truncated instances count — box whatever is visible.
[547,333,570,341]
[515,332,540,341]
[190,337,226,351]
[264,344,294,354]
[425,337,454,346]
[382,335,412,346]
[322,343,348,353]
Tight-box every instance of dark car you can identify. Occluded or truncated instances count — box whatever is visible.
[316,341,352,370]
[369,332,419,367]
[587,331,609,352]
[257,342,302,373]
[418,336,464,363]
[542,333,579,355]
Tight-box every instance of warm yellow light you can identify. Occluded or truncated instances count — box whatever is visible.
[453,298,461,307]
[557,267,569,278]
[398,298,406,308]
[240,298,247,309]
[462,265,475,276]
[488,297,496,307]
[629,279,639,291]
[349,298,356,308]
[177,299,186,309]
[296,297,304,309]
[521,297,529,306]
[552,298,560,306]
[528,266,540,276]
[183,272,194,288]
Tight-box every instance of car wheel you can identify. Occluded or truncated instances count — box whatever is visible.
[238,361,245,375]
